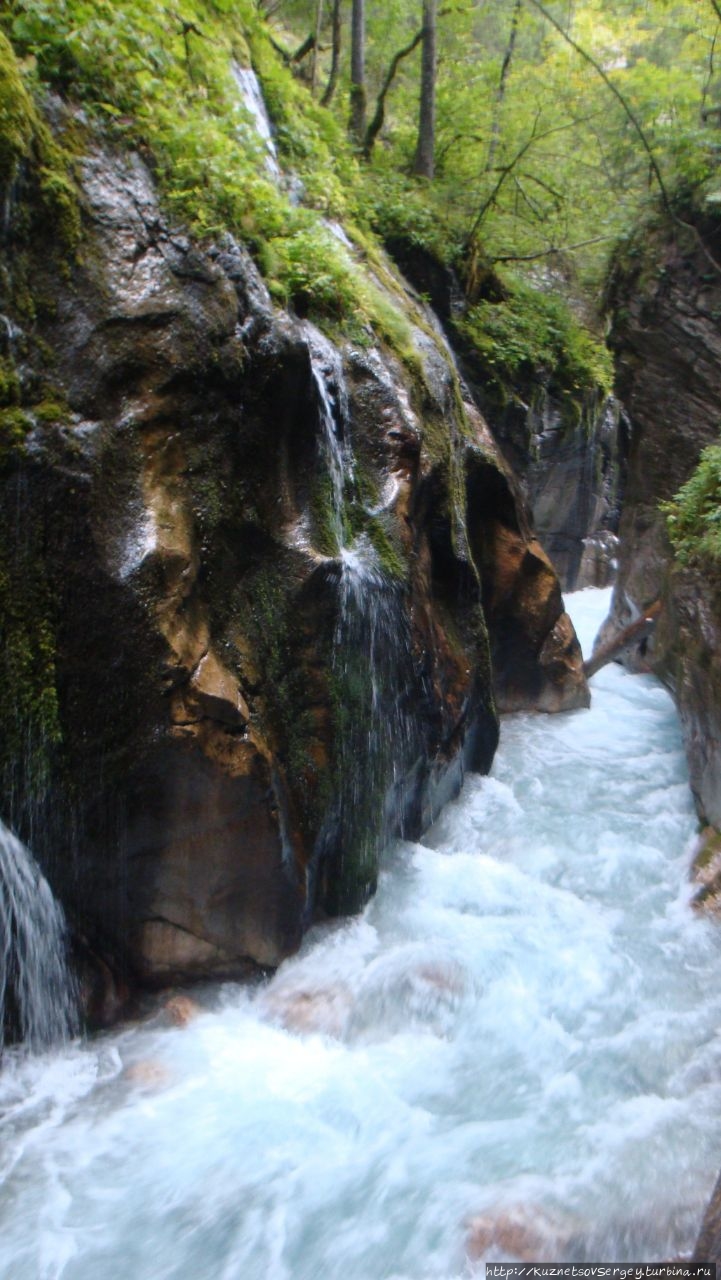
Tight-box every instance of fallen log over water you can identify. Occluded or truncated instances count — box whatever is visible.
[582,600,661,679]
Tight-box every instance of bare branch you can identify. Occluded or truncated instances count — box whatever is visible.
[467,113,589,243]
[486,0,523,172]
[492,234,615,263]
[363,28,425,158]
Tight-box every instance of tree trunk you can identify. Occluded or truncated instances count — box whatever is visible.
[311,0,324,96]
[413,0,437,179]
[349,0,366,144]
[486,0,522,172]
[321,0,343,107]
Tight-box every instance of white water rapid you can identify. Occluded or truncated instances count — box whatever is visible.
[2,588,721,1279]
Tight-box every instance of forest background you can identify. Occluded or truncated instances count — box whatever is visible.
[3,0,721,404]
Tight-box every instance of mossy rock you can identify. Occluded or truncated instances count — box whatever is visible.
[0,29,36,184]
[0,32,81,246]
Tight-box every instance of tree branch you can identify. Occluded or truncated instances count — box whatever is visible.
[363,28,425,159]
[486,0,523,172]
[321,0,342,106]
[702,24,719,122]
[492,234,615,263]
[467,113,588,243]
[525,0,721,276]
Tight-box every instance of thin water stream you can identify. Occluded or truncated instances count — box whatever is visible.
[2,588,721,1279]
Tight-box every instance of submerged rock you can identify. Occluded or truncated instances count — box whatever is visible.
[465,1202,580,1263]
[0,126,585,995]
[261,981,352,1038]
[163,995,202,1028]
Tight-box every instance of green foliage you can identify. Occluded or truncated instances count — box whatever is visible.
[0,28,35,182]
[0,343,70,466]
[0,29,80,244]
[662,444,721,566]
[458,274,613,418]
[0,357,21,408]
[274,0,721,301]
[4,0,719,395]
[359,167,454,262]
[0,406,32,464]
[2,0,437,352]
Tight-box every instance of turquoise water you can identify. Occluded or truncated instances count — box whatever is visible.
[1,588,720,1279]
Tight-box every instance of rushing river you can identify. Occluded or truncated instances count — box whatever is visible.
[3,588,721,1279]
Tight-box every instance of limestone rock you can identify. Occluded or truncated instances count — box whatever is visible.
[382,237,624,591]
[0,131,584,998]
[602,213,721,827]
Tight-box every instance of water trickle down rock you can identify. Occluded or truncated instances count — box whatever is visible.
[0,818,78,1052]
[231,63,282,182]
[303,330,419,913]
[322,537,420,913]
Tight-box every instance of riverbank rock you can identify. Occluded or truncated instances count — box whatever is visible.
[694,1166,721,1263]
[690,828,721,914]
[0,97,586,995]
[601,207,721,828]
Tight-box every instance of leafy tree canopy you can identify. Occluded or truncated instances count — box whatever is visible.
[1,0,720,372]
[269,0,721,294]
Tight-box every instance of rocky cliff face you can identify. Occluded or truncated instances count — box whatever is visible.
[471,389,624,593]
[602,212,721,829]
[382,239,624,592]
[0,116,587,998]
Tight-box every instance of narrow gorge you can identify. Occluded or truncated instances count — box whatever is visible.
[3,0,721,1274]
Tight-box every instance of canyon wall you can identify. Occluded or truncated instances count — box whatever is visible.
[602,209,721,833]
[0,116,587,999]
[383,238,624,593]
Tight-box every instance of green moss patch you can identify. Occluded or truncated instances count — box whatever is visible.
[0,30,80,246]
[458,275,612,427]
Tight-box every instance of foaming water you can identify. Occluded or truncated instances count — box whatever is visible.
[2,588,721,1278]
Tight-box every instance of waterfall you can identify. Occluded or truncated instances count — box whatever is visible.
[329,538,418,910]
[308,327,353,554]
[0,819,78,1053]
[231,63,282,181]
[305,330,419,910]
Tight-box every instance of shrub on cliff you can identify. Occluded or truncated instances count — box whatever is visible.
[663,443,721,567]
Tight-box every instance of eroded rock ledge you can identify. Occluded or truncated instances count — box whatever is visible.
[0,137,586,994]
